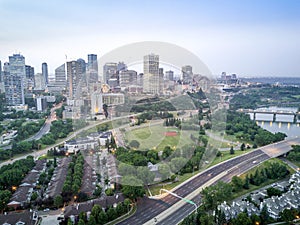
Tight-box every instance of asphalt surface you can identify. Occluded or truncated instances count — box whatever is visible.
[118,149,267,225]
[121,137,300,225]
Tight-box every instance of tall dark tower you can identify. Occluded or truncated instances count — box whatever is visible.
[42,62,48,85]
[87,54,98,83]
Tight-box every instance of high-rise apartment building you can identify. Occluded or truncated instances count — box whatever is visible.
[182,65,193,83]
[3,62,9,75]
[42,62,48,85]
[34,73,46,90]
[143,54,160,94]
[103,62,117,84]
[55,64,66,88]
[117,62,127,72]
[77,59,86,74]
[0,60,2,82]
[25,65,35,90]
[67,60,85,98]
[165,70,174,81]
[9,54,26,87]
[3,54,26,105]
[25,65,34,79]
[119,70,137,88]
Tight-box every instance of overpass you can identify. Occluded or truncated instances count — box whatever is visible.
[260,136,300,158]
[237,108,300,123]
[118,137,300,225]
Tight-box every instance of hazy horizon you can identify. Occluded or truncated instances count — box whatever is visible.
[1,0,299,77]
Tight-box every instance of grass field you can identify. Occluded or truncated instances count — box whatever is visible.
[210,149,252,167]
[125,124,198,151]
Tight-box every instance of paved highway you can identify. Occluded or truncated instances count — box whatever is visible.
[119,137,300,225]
[118,150,267,225]
[26,103,63,141]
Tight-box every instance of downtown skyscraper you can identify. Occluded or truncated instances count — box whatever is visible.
[3,54,25,105]
[87,54,98,83]
[67,60,85,98]
[143,54,161,94]
[55,64,66,88]
[42,62,48,85]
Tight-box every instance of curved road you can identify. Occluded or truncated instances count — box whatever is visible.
[118,136,300,225]
[0,114,138,167]
[118,149,267,225]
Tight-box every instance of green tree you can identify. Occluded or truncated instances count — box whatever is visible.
[54,195,63,208]
[98,211,108,225]
[121,176,145,200]
[240,143,245,151]
[31,192,38,201]
[158,163,171,180]
[260,204,270,224]
[162,146,172,159]
[118,163,136,176]
[67,218,73,225]
[137,167,155,185]
[280,209,295,223]
[231,212,252,225]
[129,140,140,149]
[107,207,117,221]
[267,187,282,197]
[116,202,126,216]
[231,176,244,191]
[93,185,102,197]
[78,219,85,225]
[79,211,87,222]
[170,157,187,173]
[201,181,232,210]
[230,146,235,155]
[88,215,96,225]
[250,214,261,225]
[105,188,114,196]
[243,174,250,189]
[0,190,12,211]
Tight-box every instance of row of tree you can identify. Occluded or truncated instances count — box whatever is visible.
[62,154,85,199]
[67,199,131,225]
[287,145,300,162]
[0,156,35,211]
[225,110,286,146]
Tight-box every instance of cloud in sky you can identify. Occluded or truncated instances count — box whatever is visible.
[0,0,299,76]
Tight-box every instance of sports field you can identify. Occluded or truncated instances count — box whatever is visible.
[125,124,197,151]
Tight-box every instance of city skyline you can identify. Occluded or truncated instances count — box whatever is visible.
[0,0,300,77]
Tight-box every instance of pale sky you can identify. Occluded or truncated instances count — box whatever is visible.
[0,0,299,77]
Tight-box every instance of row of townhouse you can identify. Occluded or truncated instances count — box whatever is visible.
[7,159,47,209]
[218,171,300,221]
[45,157,72,199]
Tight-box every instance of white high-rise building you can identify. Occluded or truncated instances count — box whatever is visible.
[3,54,25,105]
[143,54,160,94]
[34,73,46,90]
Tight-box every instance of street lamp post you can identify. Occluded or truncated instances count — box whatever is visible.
[160,189,198,212]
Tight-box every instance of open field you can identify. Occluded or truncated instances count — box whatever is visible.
[125,124,198,151]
